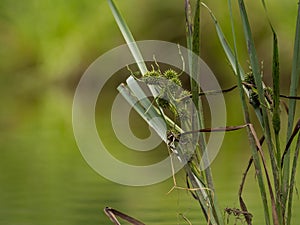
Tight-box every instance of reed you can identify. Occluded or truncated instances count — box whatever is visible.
[106,1,300,224]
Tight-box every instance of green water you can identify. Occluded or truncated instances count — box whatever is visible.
[1,87,299,225]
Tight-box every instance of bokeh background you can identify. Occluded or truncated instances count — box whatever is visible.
[0,0,299,224]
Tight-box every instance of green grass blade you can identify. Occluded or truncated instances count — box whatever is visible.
[228,1,271,224]
[286,0,300,130]
[117,83,167,141]
[201,2,266,129]
[185,0,193,50]
[191,0,201,107]
[192,0,200,58]
[107,0,147,75]
[185,2,219,224]
[201,3,245,78]
[271,26,283,225]
[259,1,283,221]
[260,0,281,165]
[185,167,218,225]
[185,2,224,224]
[284,119,300,225]
[287,132,300,225]
[238,1,280,214]
[185,0,201,119]
[238,0,261,87]
[271,33,281,164]
[284,4,300,224]
[238,0,268,120]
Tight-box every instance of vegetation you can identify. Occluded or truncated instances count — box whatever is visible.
[107,0,300,224]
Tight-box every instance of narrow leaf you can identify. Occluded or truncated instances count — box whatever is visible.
[107,0,147,75]
[201,3,245,78]
[185,0,193,50]
[260,1,283,220]
[284,4,300,224]
[228,0,271,224]
[287,132,300,225]
[238,4,280,223]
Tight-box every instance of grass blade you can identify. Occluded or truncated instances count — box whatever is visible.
[185,2,219,223]
[190,0,201,110]
[185,0,193,51]
[185,2,225,224]
[201,3,245,78]
[284,4,300,224]
[287,132,300,225]
[259,0,283,221]
[237,3,281,223]
[286,119,300,225]
[272,33,281,164]
[201,2,267,129]
[286,0,300,145]
[107,0,147,75]
[227,1,271,224]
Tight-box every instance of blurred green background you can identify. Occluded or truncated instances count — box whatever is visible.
[0,0,299,224]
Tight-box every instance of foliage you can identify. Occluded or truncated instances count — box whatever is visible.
[108,0,300,224]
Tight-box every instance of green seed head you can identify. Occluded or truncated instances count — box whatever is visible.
[144,69,161,77]
[142,69,162,85]
[163,69,178,80]
[163,69,182,87]
[170,77,182,87]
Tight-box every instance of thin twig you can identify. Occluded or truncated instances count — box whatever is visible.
[181,124,248,136]
[280,94,300,100]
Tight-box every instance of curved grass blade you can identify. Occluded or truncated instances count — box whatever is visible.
[107,0,147,75]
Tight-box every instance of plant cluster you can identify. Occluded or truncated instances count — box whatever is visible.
[106,0,300,224]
